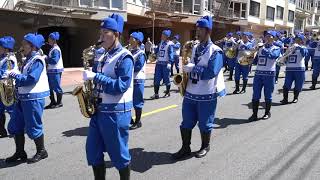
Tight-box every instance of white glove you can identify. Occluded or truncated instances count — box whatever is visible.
[83,70,96,81]
[183,63,195,73]
[167,63,171,70]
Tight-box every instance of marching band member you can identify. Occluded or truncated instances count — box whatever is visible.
[0,36,18,138]
[233,32,253,94]
[6,33,50,164]
[310,36,320,90]
[281,34,308,104]
[150,29,174,99]
[171,34,181,76]
[273,31,285,84]
[223,32,237,81]
[235,31,242,44]
[172,16,226,160]
[45,32,64,109]
[82,14,132,179]
[248,30,281,122]
[129,32,146,130]
[306,33,317,71]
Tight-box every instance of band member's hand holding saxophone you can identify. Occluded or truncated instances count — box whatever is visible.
[248,30,281,122]
[82,14,132,180]
[0,36,19,138]
[172,15,226,160]
[5,33,50,164]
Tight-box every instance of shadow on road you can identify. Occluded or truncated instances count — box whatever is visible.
[62,127,88,137]
[214,118,251,129]
[105,148,187,173]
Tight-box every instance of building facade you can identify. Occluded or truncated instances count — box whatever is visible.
[1,0,319,67]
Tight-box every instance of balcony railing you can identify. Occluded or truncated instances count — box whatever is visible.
[3,0,125,10]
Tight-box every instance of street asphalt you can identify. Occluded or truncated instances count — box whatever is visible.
[1,68,320,180]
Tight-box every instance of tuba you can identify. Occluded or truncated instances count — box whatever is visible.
[173,41,197,96]
[0,52,17,107]
[72,43,101,118]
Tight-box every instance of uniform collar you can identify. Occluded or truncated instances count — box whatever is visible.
[107,43,122,56]
[26,51,38,60]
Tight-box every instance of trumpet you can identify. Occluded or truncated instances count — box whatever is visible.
[238,42,264,65]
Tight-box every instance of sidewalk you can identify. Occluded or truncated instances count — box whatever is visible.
[61,63,156,87]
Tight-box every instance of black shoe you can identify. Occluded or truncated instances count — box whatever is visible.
[292,90,300,103]
[45,91,56,109]
[0,113,8,138]
[163,85,171,97]
[310,78,317,90]
[248,101,259,122]
[119,165,130,180]
[240,80,247,94]
[5,134,27,163]
[93,164,106,180]
[150,94,159,99]
[45,102,56,109]
[195,132,211,158]
[163,91,171,98]
[280,88,289,105]
[233,80,240,94]
[28,135,48,164]
[28,149,48,164]
[262,102,272,120]
[130,121,142,130]
[55,93,63,108]
[262,112,271,120]
[172,128,192,160]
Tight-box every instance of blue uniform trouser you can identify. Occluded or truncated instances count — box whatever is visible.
[235,63,250,81]
[252,75,275,103]
[275,65,281,81]
[171,55,180,73]
[48,72,63,94]
[312,59,320,80]
[283,71,305,92]
[226,57,236,71]
[0,101,14,116]
[86,111,131,170]
[306,49,315,69]
[181,97,217,133]
[8,99,45,139]
[154,63,170,86]
[133,80,145,110]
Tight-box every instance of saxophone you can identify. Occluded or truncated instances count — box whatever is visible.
[72,43,101,118]
[173,41,197,96]
[0,52,16,107]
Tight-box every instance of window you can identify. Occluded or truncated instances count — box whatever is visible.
[112,0,123,9]
[194,0,201,15]
[174,0,183,12]
[276,6,284,20]
[249,1,260,17]
[289,0,296,3]
[288,10,295,22]
[229,1,247,19]
[266,6,275,21]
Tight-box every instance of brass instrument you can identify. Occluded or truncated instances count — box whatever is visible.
[225,39,239,59]
[277,43,298,66]
[148,52,157,63]
[72,43,101,118]
[173,41,197,96]
[0,52,17,107]
[238,42,264,65]
[214,37,226,44]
